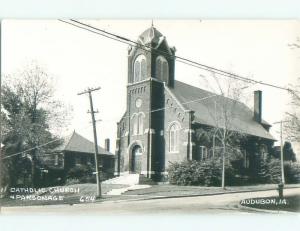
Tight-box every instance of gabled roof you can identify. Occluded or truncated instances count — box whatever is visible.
[53,131,114,155]
[169,81,275,140]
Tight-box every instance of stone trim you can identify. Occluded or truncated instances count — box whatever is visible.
[144,128,155,134]
[141,171,156,175]
[127,140,145,154]
[164,85,188,112]
[183,142,196,146]
[150,77,163,84]
[116,171,130,176]
[127,78,150,87]
[160,171,169,175]
[149,129,155,134]
[167,121,182,131]
[184,129,195,133]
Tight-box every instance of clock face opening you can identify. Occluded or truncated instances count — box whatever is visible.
[135,98,142,108]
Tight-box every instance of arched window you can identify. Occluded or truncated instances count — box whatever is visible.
[134,62,140,82]
[141,59,147,81]
[131,113,144,135]
[132,114,138,135]
[169,122,180,152]
[138,113,144,135]
[156,56,169,83]
[133,55,147,83]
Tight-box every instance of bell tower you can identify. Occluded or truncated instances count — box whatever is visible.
[127,25,176,87]
[117,25,176,180]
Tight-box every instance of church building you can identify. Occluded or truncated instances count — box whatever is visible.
[115,26,275,181]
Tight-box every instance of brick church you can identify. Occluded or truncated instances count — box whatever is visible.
[115,26,275,181]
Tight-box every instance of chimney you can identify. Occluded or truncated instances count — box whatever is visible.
[105,138,110,152]
[254,90,262,123]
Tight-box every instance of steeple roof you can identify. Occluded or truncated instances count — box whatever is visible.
[138,26,164,46]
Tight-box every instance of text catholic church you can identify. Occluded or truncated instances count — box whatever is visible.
[115,26,275,181]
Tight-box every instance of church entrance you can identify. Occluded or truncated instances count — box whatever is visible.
[130,145,142,173]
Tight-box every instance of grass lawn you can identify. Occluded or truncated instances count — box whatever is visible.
[123,184,300,197]
[240,195,300,212]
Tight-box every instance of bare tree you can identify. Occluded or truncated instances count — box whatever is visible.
[1,64,72,187]
[285,39,300,146]
[196,71,249,188]
[285,78,300,143]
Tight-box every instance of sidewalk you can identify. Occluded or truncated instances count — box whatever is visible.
[1,183,299,207]
[102,183,300,202]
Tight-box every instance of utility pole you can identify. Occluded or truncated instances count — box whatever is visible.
[78,87,102,198]
[221,131,226,189]
[0,22,2,193]
[280,120,285,184]
[273,120,289,184]
[212,100,217,158]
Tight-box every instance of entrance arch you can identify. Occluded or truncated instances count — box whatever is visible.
[130,145,143,173]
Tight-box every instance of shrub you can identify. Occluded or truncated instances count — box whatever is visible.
[66,165,95,184]
[256,156,272,183]
[263,158,300,184]
[168,161,196,186]
[168,158,236,186]
[65,178,80,186]
[257,158,300,184]
[168,155,300,186]
[285,162,300,184]
[267,158,282,183]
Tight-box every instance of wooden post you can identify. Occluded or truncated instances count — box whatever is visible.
[78,87,102,198]
[280,120,285,184]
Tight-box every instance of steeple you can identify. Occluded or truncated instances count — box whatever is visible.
[127,26,176,87]
[138,26,164,47]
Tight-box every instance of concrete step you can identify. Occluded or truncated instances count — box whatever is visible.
[139,175,157,185]
[105,184,151,196]
[102,174,140,185]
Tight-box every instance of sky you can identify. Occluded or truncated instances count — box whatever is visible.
[2,19,300,154]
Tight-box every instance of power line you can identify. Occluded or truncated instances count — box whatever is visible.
[1,138,62,160]
[69,20,280,87]
[107,93,219,123]
[1,122,95,160]
[59,19,296,93]
[1,87,230,160]
[77,86,102,198]
[2,95,214,160]
[100,85,258,123]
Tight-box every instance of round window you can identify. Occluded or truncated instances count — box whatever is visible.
[135,98,142,108]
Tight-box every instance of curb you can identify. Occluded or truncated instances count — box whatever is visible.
[1,186,299,208]
[237,203,295,214]
[113,185,300,202]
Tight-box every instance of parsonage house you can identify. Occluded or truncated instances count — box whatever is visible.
[115,26,275,182]
[40,131,115,185]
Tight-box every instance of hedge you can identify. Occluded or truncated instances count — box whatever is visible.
[168,158,300,186]
[168,158,235,186]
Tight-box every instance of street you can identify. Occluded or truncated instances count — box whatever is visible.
[1,187,299,215]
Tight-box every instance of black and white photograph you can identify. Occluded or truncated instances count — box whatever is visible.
[0,19,299,215]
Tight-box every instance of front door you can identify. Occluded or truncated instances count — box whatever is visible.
[131,145,142,173]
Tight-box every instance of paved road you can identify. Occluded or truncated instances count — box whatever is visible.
[1,188,299,215]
